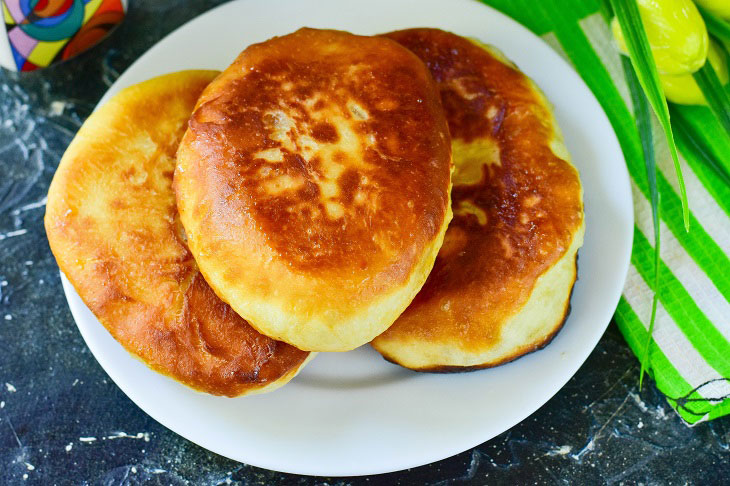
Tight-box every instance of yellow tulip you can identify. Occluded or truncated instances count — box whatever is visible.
[694,0,730,20]
[612,0,709,75]
[660,40,729,105]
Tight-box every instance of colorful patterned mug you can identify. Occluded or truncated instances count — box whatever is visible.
[0,0,126,72]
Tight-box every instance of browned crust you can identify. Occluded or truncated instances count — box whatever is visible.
[45,71,310,396]
[371,28,584,371]
[380,254,579,372]
[175,26,451,296]
[172,28,454,352]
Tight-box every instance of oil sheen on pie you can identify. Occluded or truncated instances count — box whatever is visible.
[372,28,585,371]
[174,28,453,352]
[45,71,313,396]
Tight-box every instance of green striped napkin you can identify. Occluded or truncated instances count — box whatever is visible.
[481,0,730,424]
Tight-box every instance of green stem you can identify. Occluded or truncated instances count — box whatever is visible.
[697,4,730,44]
[622,56,660,389]
[671,108,730,189]
[609,0,689,231]
[693,62,730,136]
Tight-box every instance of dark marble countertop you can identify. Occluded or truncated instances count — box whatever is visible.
[0,1,728,484]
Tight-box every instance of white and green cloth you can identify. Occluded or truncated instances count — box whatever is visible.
[482,0,730,424]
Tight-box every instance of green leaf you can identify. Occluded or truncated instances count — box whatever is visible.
[672,108,730,189]
[697,3,730,44]
[693,61,730,136]
[622,56,659,389]
[609,0,690,231]
[599,0,614,22]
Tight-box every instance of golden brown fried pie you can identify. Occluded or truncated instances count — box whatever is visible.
[175,28,453,352]
[372,28,585,370]
[45,71,312,396]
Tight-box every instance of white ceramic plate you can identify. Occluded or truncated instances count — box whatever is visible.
[60,0,633,476]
